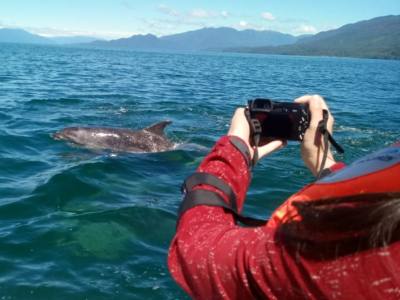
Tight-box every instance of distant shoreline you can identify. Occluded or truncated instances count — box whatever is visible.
[1,15,399,61]
[1,42,399,62]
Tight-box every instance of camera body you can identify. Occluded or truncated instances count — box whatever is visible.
[247,98,310,141]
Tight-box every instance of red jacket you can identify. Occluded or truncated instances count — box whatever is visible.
[168,136,400,299]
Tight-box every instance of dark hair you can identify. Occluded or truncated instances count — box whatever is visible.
[277,192,400,260]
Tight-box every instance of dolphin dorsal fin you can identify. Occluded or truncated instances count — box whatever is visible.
[145,121,172,135]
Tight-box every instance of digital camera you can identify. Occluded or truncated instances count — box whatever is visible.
[247,98,310,141]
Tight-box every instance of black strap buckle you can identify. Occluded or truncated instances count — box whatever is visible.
[251,119,262,135]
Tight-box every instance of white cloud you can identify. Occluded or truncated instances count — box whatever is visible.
[221,11,229,18]
[261,12,275,21]
[24,26,136,39]
[157,5,230,21]
[157,4,180,17]
[189,9,216,18]
[295,24,317,34]
[0,20,8,29]
[235,21,267,31]
[239,21,248,28]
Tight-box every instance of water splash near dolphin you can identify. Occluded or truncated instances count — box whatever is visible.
[53,121,175,153]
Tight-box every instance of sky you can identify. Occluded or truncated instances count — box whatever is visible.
[0,0,399,39]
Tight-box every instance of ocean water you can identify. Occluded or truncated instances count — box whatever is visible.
[0,43,399,299]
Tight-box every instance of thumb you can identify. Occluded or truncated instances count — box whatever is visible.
[257,140,287,159]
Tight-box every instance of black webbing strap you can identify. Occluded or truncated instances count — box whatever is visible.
[182,172,238,212]
[317,110,330,179]
[252,132,261,167]
[229,136,252,168]
[178,190,232,218]
[178,190,267,226]
[318,168,333,179]
[316,110,345,179]
[244,108,262,167]
[328,133,344,154]
[235,214,267,226]
[178,172,267,226]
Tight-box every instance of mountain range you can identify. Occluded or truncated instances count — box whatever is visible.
[0,27,297,48]
[0,28,99,45]
[89,27,298,50]
[0,15,399,59]
[229,15,400,60]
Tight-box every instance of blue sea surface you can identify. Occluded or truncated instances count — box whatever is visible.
[0,44,399,299]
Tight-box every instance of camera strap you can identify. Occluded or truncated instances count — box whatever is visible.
[245,107,344,176]
[244,108,262,167]
[317,109,345,179]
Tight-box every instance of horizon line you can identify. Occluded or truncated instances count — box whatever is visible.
[0,24,323,41]
[1,14,397,41]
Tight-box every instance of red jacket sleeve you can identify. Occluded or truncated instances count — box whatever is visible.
[168,136,280,299]
[168,137,400,300]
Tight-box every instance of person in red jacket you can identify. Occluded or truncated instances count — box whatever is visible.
[168,95,400,300]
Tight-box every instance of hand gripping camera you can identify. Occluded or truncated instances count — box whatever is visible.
[246,98,310,141]
[246,98,343,178]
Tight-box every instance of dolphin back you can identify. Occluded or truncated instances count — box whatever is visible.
[54,121,174,153]
[144,121,172,136]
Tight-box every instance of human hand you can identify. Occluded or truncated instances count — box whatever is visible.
[294,95,336,176]
[227,108,286,161]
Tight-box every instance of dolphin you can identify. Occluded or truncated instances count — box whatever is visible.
[53,121,175,153]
